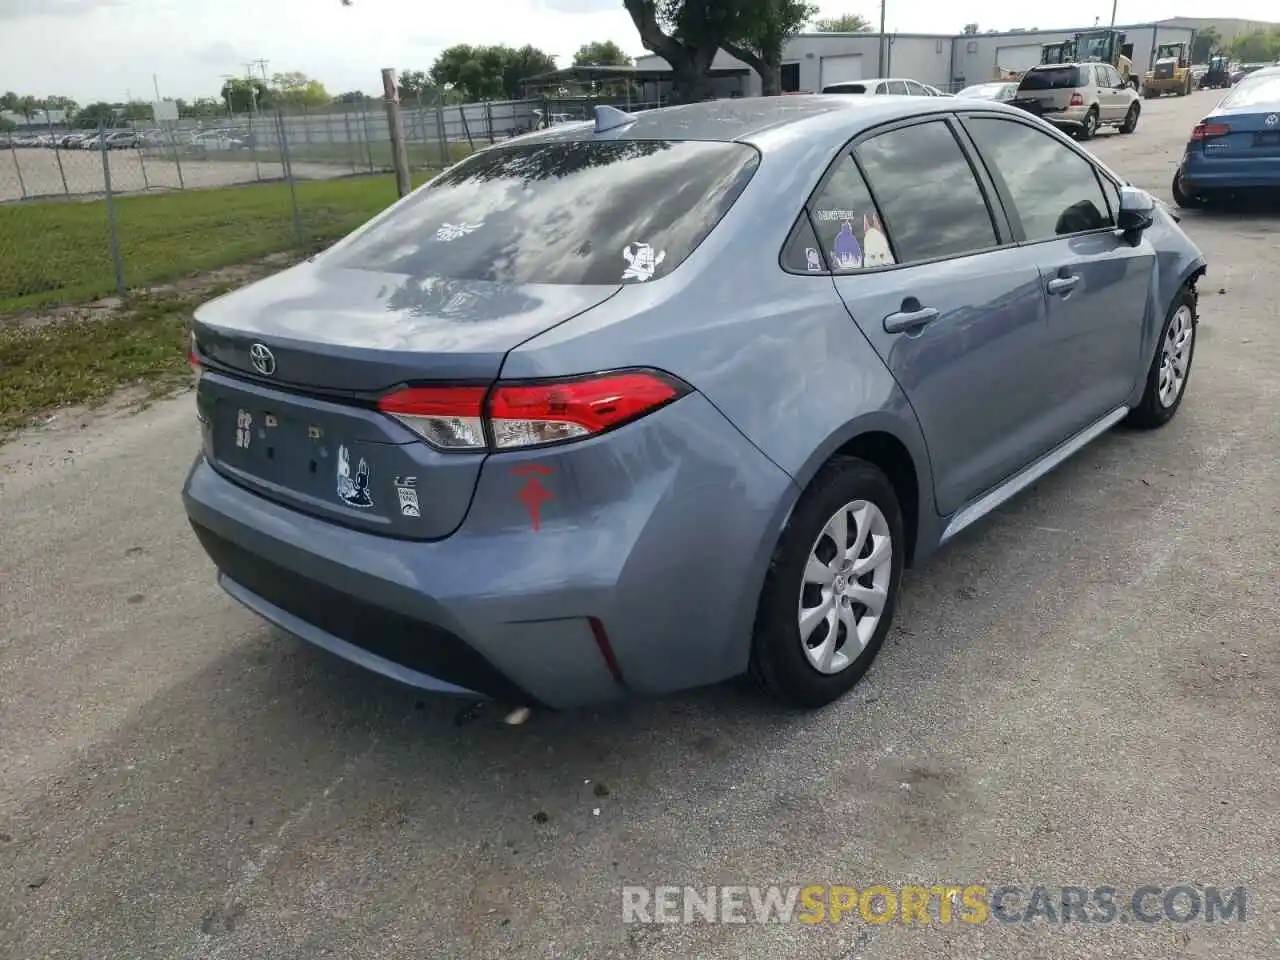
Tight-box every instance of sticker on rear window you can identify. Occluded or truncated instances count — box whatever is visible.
[862,214,894,268]
[435,221,483,242]
[831,221,863,270]
[621,242,665,282]
[805,247,823,272]
[336,445,374,509]
[814,208,856,222]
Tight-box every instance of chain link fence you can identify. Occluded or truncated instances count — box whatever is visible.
[0,96,572,313]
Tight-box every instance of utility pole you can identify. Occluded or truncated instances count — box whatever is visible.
[1109,0,1118,29]
[152,74,162,102]
[878,0,887,77]
[382,67,411,198]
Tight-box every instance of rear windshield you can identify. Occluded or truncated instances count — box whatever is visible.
[1019,67,1085,90]
[1222,75,1280,106]
[328,139,760,285]
[823,83,868,94]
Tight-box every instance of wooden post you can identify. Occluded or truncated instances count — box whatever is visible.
[381,67,412,198]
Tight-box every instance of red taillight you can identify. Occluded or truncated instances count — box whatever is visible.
[1191,121,1230,141]
[378,384,487,450]
[377,369,688,452]
[189,331,201,375]
[1069,92,1084,106]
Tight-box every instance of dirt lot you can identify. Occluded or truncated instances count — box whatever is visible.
[0,148,350,201]
[1,90,1278,960]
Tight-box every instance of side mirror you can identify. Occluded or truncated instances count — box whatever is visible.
[1117,185,1156,234]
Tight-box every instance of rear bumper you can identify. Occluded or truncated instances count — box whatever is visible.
[1177,155,1280,190]
[182,391,797,709]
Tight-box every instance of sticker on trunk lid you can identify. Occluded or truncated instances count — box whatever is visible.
[394,477,421,518]
[336,445,374,509]
[235,410,253,449]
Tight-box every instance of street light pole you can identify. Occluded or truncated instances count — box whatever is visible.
[1109,0,1118,29]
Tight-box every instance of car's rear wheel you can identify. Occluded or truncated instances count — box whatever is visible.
[1126,285,1198,429]
[1120,104,1140,134]
[1171,172,1205,209]
[750,458,904,709]
[1078,108,1099,140]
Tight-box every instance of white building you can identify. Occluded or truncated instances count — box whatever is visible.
[634,19,1233,96]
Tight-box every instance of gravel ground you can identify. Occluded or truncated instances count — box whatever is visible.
[1,89,1278,960]
[0,149,351,201]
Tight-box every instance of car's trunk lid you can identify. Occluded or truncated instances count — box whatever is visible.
[1198,110,1280,160]
[193,262,620,540]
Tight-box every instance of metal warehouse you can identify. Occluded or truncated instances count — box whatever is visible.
[634,20,1202,96]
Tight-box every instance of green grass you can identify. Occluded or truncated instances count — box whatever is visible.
[0,171,436,313]
[0,293,202,436]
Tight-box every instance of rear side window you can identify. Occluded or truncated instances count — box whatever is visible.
[966,117,1114,241]
[855,120,999,264]
[328,140,760,285]
[886,80,909,95]
[806,154,895,272]
[781,214,827,274]
[1019,67,1084,90]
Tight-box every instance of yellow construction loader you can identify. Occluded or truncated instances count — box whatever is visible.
[1142,40,1195,98]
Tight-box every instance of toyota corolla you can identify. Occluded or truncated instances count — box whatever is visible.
[184,96,1206,711]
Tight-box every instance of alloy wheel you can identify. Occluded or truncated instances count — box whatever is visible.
[798,500,893,675]
[1158,305,1194,407]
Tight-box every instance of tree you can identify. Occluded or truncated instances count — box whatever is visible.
[812,12,871,32]
[270,71,331,108]
[962,23,979,35]
[723,0,817,97]
[430,44,557,101]
[1191,26,1221,62]
[76,102,118,129]
[220,77,270,113]
[14,96,40,121]
[0,116,14,133]
[622,0,744,103]
[1228,28,1280,63]
[0,92,18,113]
[573,40,633,67]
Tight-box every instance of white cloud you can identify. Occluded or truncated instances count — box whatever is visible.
[0,0,1275,103]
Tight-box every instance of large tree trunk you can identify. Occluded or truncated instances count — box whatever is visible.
[723,42,781,96]
[622,0,718,105]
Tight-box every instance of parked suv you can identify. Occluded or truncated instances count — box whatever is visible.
[1011,62,1141,140]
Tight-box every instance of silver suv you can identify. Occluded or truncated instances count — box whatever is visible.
[1011,62,1141,140]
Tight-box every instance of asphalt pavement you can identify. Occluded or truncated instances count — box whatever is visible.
[2,89,1278,960]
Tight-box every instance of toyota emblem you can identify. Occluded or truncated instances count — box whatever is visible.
[249,343,276,376]
[1266,114,1279,127]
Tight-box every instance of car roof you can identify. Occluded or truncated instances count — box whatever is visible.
[500,95,1041,173]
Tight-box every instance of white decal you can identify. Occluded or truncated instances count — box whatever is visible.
[394,477,421,518]
[336,444,374,508]
[804,247,823,272]
[862,214,894,267]
[621,242,666,282]
[814,208,856,222]
[435,221,483,242]
[264,414,278,429]
[235,409,253,449]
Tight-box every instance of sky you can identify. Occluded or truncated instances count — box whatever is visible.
[1,0,1277,104]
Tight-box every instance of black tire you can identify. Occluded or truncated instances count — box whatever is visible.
[750,457,905,709]
[1078,108,1099,141]
[1119,104,1140,134]
[1171,172,1205,209]
[1126,285,1198,430]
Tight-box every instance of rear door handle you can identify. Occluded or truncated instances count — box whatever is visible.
[883,306,939,333]
[1047,275,1080,295]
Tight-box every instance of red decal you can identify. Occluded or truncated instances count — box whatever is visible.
[514,464,554,531]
